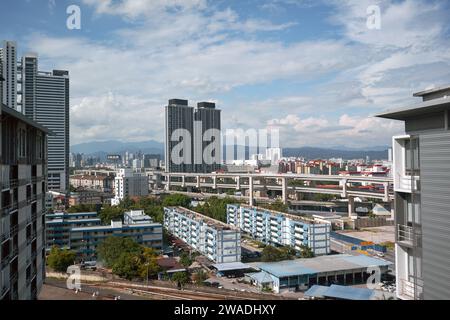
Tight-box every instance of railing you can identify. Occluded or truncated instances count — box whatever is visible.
[398,224,414,245]
[399,279,417,300]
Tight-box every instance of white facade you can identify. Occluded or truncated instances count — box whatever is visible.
[164,207,241,263]
[227,204,331,255]
[265,148,282,165]
[111,168,148,205]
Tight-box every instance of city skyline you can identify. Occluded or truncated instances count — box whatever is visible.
[2,0,449,148]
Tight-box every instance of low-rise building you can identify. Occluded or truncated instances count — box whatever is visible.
[46,212,101,249]
[69,175,113,192]
[245,254,392,293]
[70,210,163,259]
[164,207,241,263]
[227,204,331,255]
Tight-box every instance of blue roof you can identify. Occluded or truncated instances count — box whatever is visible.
[245,272,274,284]
[305,285,376,300]
[250,254,392,278]
[252,260,316,277]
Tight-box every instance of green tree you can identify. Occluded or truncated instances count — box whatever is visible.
[260,200,288,213]
[47,246,76,272]
[67,203,97,213]
[97,237,142,268]
[172,271,190,286]
[179,252,193,268]
[162,193,191,208]
[299,245,314,258]
[195,196,240,222]
[98,206,124,224]
[118,196,135,210]
[261,245,284,262]
[112,252,140,280]
[192,270,208,285]
[137,248,161,279]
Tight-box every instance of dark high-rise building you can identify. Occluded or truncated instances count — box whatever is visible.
[165,99,194,173]
[165,99,222,173]
[194,102,221,173]
[1,103,49,300]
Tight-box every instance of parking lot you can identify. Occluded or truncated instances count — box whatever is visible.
[337,226,395,244]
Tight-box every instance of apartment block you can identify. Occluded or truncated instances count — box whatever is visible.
[111,168,148,205]
[377,84,450,300]
[165,99,222,173]
[164,207,241,263]
[1,103,48,300]
[69,210,163,259]
[46,212,101,249]
[69,174,113,192]
[227,204,331,255]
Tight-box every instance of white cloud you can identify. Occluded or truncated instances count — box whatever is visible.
[20,0,450,148]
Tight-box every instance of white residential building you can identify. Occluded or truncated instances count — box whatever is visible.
[227,204,331,255]
[111,168,148,205]
[164,207,241,263]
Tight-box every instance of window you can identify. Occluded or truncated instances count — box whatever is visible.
[18,128,27,158]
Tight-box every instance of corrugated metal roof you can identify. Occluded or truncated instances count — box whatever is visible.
[212,262,254,272]
[249,254,392,278]
[305,284,376,300]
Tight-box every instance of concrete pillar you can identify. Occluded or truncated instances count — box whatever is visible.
[165,174,171,191]
[236,176,240,190]
[181,175,185,188]
[390,199,395,220]
[281,177,287,204]
[249,176,254,206]
[212,176,217,189]
[383,182,389,202]
[341,179,348,198]
[348,196,355,218]
[196,175,200,188]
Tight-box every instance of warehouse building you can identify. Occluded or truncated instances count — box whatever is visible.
[227,204,330,255]
[164,206,241,263]
[245,254,392,293]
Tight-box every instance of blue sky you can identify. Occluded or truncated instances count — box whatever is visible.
[1,0,450,148]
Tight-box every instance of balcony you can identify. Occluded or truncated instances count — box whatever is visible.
[397,224,421,247]
[398,278,423,300]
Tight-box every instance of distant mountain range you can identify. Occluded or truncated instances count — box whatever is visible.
[71,140,389,161]
[71,140,164,156]
[283,147,389,160]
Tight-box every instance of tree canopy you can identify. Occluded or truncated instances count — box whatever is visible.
[47,246,76,272]
[97,237,142,268]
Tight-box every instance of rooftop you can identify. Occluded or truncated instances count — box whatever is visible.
[248,254,392,278]
[238,204,320,225]
[1,103,51,133]
[167,206,238,231]
[304,284,376,300]
[375,96,450,120]
[413,84,450,98]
